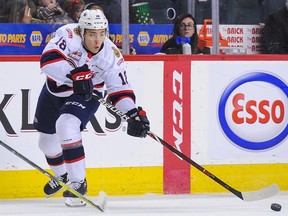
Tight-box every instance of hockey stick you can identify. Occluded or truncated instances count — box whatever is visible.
[93,93,279,202]
[0,141,105,212]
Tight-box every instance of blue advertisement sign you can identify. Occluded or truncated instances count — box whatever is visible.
[109,24,173,54]
[0,24,173,55]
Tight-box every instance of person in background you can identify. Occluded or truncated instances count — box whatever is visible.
[36,0,65,22]
[0,0,32,23]
[83,0,121,23]
[33,9,150,207]
[0,0,7,22]
[262,0,288,54]
[85,2,137,55]
[84,2,102,11]
[52,0,85,24]
[159,13,202,54]
[20,4,32,23]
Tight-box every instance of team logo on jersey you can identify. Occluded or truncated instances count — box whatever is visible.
[74,28,80,36]
[68,50,82,61]
[112,47,120,58]
[66,28,73,38]
[117,58,124,66]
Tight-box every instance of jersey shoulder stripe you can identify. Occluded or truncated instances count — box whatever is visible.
[41,49,67,68]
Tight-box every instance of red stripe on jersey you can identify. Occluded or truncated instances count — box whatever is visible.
[109,90,136,105]
[42,48,66,58]
[61,140,82,149]
[41,58,64,68]
[41,49,67,68]
[64,155,85,164]
[108,90,136,105]
[45,152,63,158]
[109,90,134,97]
[93,82,104,88]
[113,96,135,106]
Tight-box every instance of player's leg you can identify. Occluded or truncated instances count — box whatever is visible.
[57,92,101,207]
[38,132,69,197]
[56,113,87,206]
[34,84,69,197]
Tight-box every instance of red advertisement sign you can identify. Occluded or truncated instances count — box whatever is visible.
[163,61,191,194]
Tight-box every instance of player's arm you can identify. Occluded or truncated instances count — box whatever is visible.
[66,64,93,101]
[105,68,150,138]
[40,27,76,86]
[125,106,150,138]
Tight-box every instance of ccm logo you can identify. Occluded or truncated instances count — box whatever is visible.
[172,70,183,153]
[74,72,92,81]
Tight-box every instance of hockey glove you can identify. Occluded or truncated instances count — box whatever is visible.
[66,64,93,101]
[126,107,150,138]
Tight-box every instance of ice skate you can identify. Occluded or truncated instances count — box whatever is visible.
[44,173,69,197]
[63,179,87,207]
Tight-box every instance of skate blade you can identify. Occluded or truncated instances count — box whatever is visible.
[65,197,86,207]
[96,191,107,211]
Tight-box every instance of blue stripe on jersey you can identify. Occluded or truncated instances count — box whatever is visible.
[94,81,104,88]
[63,145,85,164]
[40,50,66,68]
[46,78,73,93]
[45,154,64,166]
[108,90,136,105]
[66,58,77,68]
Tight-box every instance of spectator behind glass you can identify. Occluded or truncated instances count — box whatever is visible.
[20,4,32,23]
[0,0,32,23]
[0,0,7,22]
[159,13,201,54]
[85,2,102,10]
[36,0,65,21]
[52,0,85,24]
[262,0,288,54]
[83,0,121,23]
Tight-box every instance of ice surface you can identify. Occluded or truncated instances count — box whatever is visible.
[0,192,287,216]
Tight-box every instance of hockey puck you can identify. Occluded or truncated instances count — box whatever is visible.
[271,203,281,211]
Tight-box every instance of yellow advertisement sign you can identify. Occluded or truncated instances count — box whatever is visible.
[137,31,150,46]
[30,31,43,46]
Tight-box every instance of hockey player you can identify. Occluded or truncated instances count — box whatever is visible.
[33,9,150,207]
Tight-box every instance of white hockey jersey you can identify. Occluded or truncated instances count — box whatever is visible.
[40,23,136,112]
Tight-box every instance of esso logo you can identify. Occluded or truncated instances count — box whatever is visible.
[218,72,288,150]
